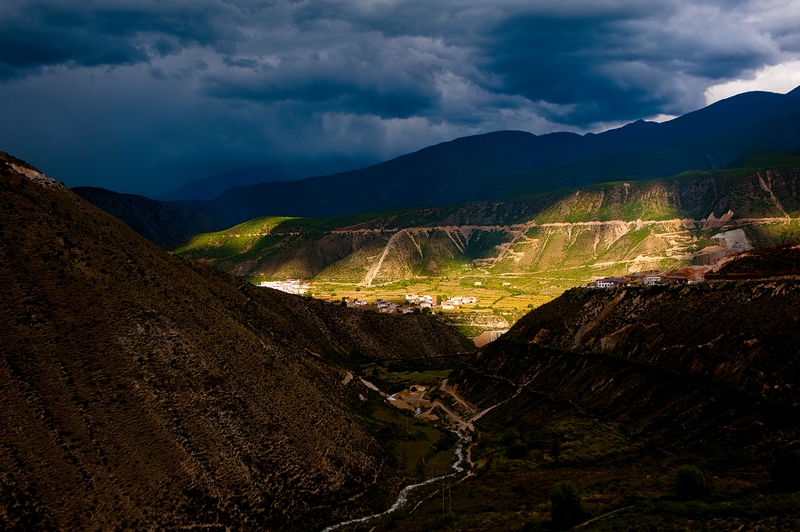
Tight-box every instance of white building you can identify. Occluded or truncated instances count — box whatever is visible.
[595,278,630,289]
[259,279,309,295]
[442,296,476,307]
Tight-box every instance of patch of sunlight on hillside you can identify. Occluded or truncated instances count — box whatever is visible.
[173,216,296,256]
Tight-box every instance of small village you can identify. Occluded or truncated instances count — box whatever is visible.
[354,293,479,314]
[258,280,480,314]
[590,273,703,288]
[259,274,708,310]
[258,279,310,295]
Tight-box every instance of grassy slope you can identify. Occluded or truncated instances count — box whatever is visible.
[175,164,800,276]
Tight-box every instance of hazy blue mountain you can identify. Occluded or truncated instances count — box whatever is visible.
[181,87,800,227]
[156,157,377,202]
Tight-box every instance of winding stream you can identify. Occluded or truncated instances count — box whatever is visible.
[321,431,471,531]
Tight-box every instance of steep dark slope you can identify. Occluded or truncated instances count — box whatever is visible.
[498,281,800,406]
[447,280,800,463]
[72,186,222,248]
[452,343,798,462]
[189,87,800,224]
[707,242,800,279]
[0,153,472,530]
[373,272,800,530]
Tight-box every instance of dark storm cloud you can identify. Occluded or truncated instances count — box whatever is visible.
[0,0,241,80]
[496,1,784,122]
[206,36,446,118]
[192,0,792,125]
[479,4,781,123]
[2,0,794,121]
[1,0,799,195]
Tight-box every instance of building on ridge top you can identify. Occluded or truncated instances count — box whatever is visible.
[643,276,663,286]
[595,278,631,289]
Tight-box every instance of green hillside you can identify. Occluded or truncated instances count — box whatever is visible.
[174,165,800,333]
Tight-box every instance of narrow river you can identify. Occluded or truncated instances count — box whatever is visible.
[321,430,471,531]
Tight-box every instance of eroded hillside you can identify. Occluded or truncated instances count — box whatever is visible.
[0,153,473,530]
[175,167,800,287]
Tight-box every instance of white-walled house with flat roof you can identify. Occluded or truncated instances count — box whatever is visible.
[595,278,630,289]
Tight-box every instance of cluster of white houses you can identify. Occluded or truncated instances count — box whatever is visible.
[258,281,480,313]
[591,274,701,289]
[405,294,435,308]
[258,279,310,295]
[439,296,477,310]
[347,293,479,313]
[374,299,401,313]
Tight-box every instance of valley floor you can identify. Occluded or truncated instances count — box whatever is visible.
[329,356,800,532]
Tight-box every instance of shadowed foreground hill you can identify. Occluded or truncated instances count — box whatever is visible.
[449,280,800,460]
[0,153,473,530]
[72,186,222,249]
[502,280,800,406]
[365,257,800,530]
[408,279,800,529]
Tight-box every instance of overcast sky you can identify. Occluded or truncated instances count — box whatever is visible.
[2,0,800,196]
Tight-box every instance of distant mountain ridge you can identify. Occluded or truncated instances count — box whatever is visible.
[156,157,377,202]
[179,87,800,226]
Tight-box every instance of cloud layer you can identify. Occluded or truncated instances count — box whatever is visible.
[1,0,799,195]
